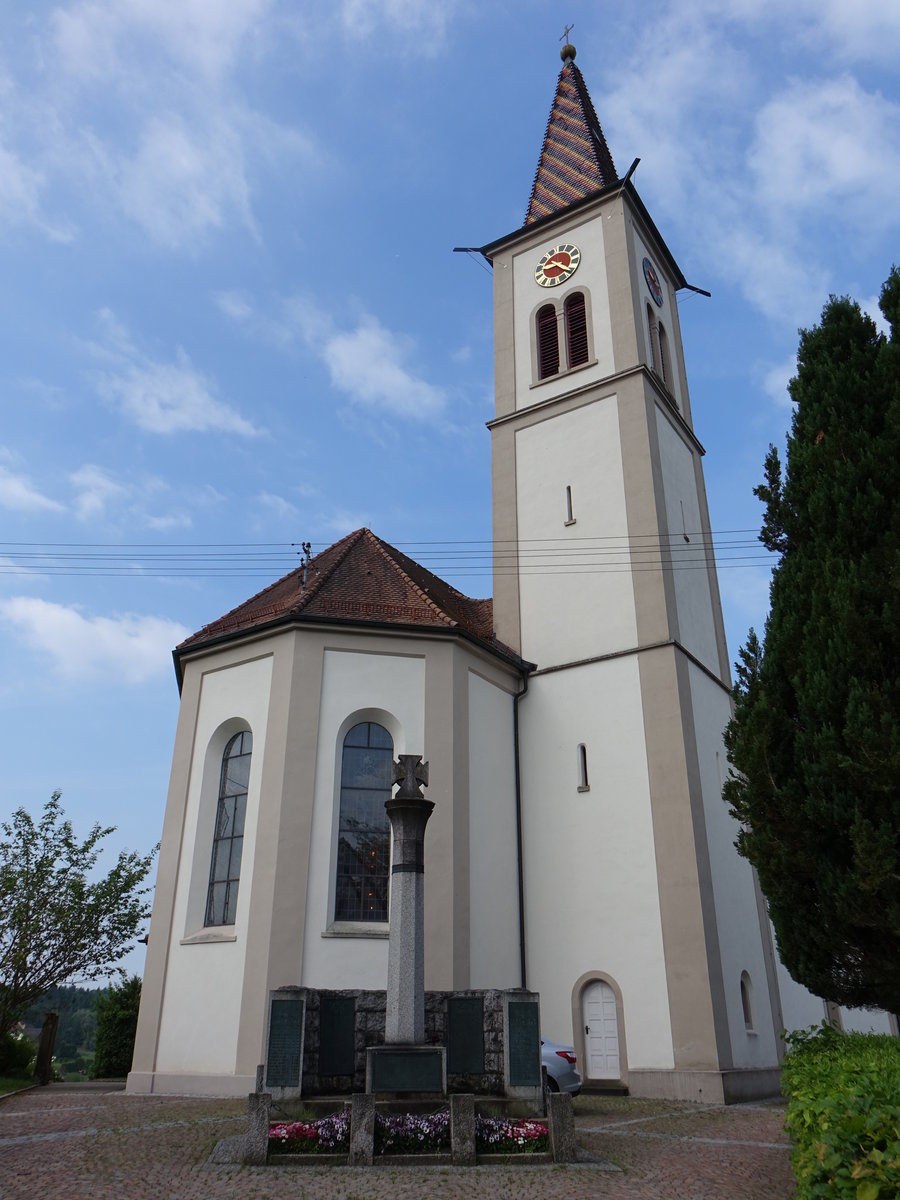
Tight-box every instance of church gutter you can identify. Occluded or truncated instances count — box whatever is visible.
[171,613,532,691]
[513,671,530,989]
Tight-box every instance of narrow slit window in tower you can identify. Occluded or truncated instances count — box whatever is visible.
[577,743,590,792]
[565,484,575,526]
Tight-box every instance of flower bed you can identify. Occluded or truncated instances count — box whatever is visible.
[375,1109,450,1154]
[269,1109,350,1154]
[268,1107,550,1159]
[475,1115,549,1154]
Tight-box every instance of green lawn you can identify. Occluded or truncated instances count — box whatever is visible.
[0,1075,33,1095]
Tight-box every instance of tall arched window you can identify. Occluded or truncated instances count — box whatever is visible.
[658,320,671,389]
[205,730,252,926]
[334,722,393,922]
[565,292,589,368]
[646,303,659,374]
[740,970,755,1032]
[536,304,560,379]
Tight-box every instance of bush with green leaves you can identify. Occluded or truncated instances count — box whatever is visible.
[0,1030,35,1076]
[0,793,156,1039]
[91,976,142,1079]
[782,1024,900,1199]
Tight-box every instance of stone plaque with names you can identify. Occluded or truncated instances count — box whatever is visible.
[507,1000,541,1086]
[318,996,356,1076]
[447,996,484,1075]
[265,994,304,1088]
[370,1046,443,1092]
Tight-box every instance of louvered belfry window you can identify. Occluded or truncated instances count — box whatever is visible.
[565,292,589,368]
[537,304,560,379]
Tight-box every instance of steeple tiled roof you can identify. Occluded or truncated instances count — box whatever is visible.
[176,528,523,669]
[525,53,618,226]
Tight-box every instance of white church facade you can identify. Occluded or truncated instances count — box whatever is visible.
[128,46,894,1103]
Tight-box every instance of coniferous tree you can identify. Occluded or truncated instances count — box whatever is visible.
[724,267,900,1013]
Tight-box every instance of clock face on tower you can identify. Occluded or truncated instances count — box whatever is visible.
[534,243,581,288]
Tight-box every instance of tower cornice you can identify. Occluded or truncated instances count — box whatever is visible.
[479,179,688,294]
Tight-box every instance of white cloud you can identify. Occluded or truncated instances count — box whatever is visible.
[317,507,374,537]
[0,138,73,242]
[70,464,126,520]
[750,77,900,231]
[0,596,189,683]
[115,114,257,250]
[860,295,890,337]
[339,0,459,51]
[53,0,272,83]
[258,491,299,519]
[215,290,253,322]
[144,512,192,531]
[289,299,446,421]
[800,0,900,65]
[90,310,259,436]
[0,467,64,514]
[763,356,797,409]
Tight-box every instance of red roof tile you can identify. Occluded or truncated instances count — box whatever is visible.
[176,528,523,668]
[525,58,618,225]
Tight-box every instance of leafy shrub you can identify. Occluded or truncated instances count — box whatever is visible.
[782,1024,900,1199]
[0,1030,35,1075]
[91,976,141,1079]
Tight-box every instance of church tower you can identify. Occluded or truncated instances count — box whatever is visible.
[481,43,783,1100]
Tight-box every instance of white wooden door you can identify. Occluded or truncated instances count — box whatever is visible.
[583,980,620,1079]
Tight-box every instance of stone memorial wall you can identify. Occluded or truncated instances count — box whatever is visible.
[273,986,535,1096]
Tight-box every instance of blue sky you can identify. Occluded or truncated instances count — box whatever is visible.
[1,1,898,977]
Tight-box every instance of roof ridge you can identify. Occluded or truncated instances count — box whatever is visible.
[367,532,456,627]
[297,527,367,611]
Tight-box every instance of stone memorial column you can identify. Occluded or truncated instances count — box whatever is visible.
[384,753,432,1045]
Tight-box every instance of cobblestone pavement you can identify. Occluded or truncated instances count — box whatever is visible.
[0,1085,795,1199]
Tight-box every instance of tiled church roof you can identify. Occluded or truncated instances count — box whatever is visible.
[525,55,618,225]
[176,528,523,668]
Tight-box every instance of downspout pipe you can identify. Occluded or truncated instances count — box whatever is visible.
[513,670,530,989]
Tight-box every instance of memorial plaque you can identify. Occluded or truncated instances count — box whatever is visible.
[370,1047,443,1092]
[447,996,484,1074]
[507,1000,541,1086]
[319,996,356,1076]
[265,994,304,1088]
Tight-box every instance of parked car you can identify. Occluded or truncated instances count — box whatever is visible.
[542,1039,582,1095]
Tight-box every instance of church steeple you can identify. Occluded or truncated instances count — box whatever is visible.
[525,43,618,225]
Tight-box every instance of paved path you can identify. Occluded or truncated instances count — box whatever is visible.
[0,1086,795,1199]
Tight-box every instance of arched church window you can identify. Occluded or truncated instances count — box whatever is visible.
[536,304,560,379]
[658,320,671,390]
[334,721,393,923]
[565,291,589,368]
[740,970,755,1032]
[205,730,252,926]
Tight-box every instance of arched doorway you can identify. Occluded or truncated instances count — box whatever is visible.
[582,979,621,1080]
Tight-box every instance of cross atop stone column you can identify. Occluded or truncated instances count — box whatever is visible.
[384,752,433,1044]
